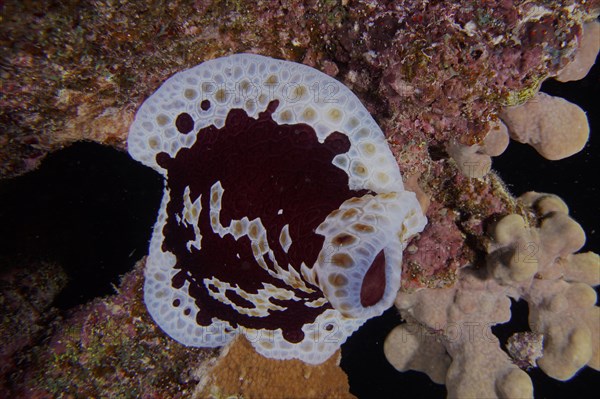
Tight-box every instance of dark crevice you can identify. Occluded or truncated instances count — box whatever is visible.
[341,308,447,398]
[492,298,531,353]
[0,141,163,309]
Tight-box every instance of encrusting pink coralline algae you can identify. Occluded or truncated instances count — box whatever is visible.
[0,1,597,398]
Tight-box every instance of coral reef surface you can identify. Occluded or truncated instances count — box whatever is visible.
[386,193,599,398]
[0,0,598,398]
[4,260,217,398]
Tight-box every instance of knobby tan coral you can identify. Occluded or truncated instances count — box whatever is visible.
[446,121,510,179]
[556,20,600,82]
[388,267,531,399]
[518,193,599,379]
[500,93,590,160]
[385,192,599,399]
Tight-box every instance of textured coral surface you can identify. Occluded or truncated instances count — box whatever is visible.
[0,261,67,396]
[0,0,598,398]
[0,0,597,177]
[195,336,354,399]
[6,260,217,398]
[386,193,599,398]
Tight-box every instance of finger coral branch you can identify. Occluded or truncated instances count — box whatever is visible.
[386,191,599,397]
[500,93,590,160]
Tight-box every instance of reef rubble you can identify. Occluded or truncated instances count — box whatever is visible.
[2,260,217,398]
[0,1,598,398]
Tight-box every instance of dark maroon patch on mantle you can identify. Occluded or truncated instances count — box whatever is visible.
[157,101,368,343]
[360,250,386,307]
[175,113,194,134]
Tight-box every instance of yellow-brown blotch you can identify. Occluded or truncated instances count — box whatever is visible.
[195,336,355,399]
